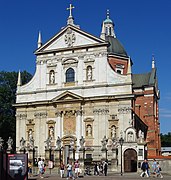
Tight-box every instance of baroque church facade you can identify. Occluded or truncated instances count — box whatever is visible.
[15,5,160,172]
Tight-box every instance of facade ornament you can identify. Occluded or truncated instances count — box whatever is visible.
[138,130,144,143]
[64,28,76,47]
[7,137,13,150]
[28,129,34,149]
[118,107,132,114]
[34,112,47,118]
[70,139,74,150]
[56,136,62,150]
[20,137,26,150]
[45,137,51,150]
[79,136,85,150]
[111,137,117,149]
[93,108,109,115]
[101,135,108,150]
[56,111,62,117]
[0,137,4,151]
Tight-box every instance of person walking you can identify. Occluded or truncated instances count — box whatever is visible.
[140,159,150,178]
[60,162,65,178]
[74,160,80,178]
[152,159,157,175]
[94,162,99,176]
[28,161,32,177]
[103,161,108,176]
[156,162,163,178]
[38,158,44,178]
[66,161,74,179]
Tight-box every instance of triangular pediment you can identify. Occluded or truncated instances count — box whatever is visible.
[35,24,107,54]
[52,91,83,102]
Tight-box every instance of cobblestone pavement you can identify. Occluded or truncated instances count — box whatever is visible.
[29,172,171,180]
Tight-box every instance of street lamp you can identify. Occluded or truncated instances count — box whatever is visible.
[119,137,124,176]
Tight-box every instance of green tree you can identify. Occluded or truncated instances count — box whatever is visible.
[0,71,32,150]
[160,132,171,147]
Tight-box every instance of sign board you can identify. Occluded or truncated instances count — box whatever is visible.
[48,160,53,169]
[8,154,28,180]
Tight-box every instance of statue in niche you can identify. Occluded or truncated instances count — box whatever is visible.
[101,135,108,150]
[7,137,13,150]
[87,66,92,80]
[49,126,54,139]
[127,132,134,142]
[20,137,26,150]
[86,125,92,137]
[50,71,55,84]
[56,136,61,150]
[79,136,85,150]
[111,125,116,138]
[28,129,34,149]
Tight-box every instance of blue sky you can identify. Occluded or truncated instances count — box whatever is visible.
[0,0,171,134]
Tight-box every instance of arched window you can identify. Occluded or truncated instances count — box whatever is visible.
[86,66,92,80]
[66,68,75,82]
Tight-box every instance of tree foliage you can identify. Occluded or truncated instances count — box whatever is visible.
[160,132,171,147]
[0,71,32,149]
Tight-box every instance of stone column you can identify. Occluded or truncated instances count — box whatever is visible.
[79,149,85,175]
[76,110,82,147]
[56,111,62,137]
[54,149,61,167]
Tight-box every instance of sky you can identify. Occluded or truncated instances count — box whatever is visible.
[0,0,171,134]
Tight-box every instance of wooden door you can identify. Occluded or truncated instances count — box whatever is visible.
[124,149,137,172]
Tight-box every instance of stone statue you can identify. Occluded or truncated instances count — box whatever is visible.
[49,127,54,139]
[56,136,61,150]
[87,125,92,136]
[87,66,92,80]
[79,136,85,150]
[111,126,116,138]
[111,137,117,148]
[7,137,13,150]
[127,132,134,142]
[70,139,74,150]
[138,130,144,143]
[28,130,34,149]
[20,137,26,150]
[50,71,55,84]
[0,137,4,150]
[45,137,51,150]
[101,135,108,150]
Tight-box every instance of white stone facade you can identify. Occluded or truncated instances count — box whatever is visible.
[15,11,146,172]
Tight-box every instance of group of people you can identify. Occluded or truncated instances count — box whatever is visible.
[60,160,81,179]
[94,161,108,176]
[140,159,163,178]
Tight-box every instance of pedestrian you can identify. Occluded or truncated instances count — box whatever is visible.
[140,159,149,177]
[94,162,99,176]
[28,161,32,177]
[103,161,108,176]
[152,159,157,175]
[38,158,44,178]
[156,162,163,178]
[74,160,80,178]
[66,161,74,179]
[60,162,65,178]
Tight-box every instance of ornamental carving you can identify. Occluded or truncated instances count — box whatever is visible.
[118,107,132,114]
[34,112,47,118]
[16,113,27,120]
[93,108,109,115]
[64,28,76,47]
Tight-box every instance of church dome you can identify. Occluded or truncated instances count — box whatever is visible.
[106,36,128,57]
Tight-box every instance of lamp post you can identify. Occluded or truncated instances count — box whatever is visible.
[119,137,124,176]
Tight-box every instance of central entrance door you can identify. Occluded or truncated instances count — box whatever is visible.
[62,135,77,164]
[124,149,137,172]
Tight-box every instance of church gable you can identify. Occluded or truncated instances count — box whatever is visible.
[35,25,106,54]
[52,91,83,102]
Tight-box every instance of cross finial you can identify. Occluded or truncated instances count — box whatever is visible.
[67,4,75,17]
